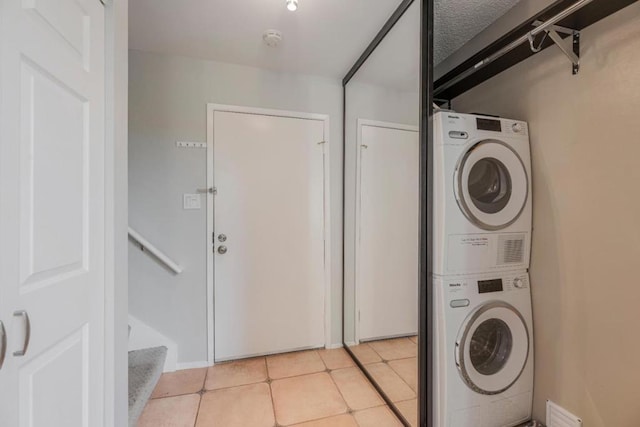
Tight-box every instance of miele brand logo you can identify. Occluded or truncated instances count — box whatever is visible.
[448,115,460,119]
[449,283,462,287]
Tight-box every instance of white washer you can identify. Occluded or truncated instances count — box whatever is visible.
[434,271,534,427]
[434,112,532,276]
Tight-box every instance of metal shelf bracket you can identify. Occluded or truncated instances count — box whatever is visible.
[532,20,581,75]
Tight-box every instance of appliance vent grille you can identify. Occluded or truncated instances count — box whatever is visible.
[546,400,582,427]
[497,234,525,265]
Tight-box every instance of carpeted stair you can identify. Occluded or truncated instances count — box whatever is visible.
[128,346,167,427]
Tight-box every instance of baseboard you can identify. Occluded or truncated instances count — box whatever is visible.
[176,361,210,371]
[325,343,344,350]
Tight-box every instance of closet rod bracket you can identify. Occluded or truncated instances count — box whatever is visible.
[532,20,581,75]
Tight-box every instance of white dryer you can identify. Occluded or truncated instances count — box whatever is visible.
[434,271,534,427]
[434,112,532,276]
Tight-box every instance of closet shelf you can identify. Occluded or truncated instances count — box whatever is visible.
[434,0,637,101]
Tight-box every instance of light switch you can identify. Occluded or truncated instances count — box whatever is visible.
[183,194,201,210]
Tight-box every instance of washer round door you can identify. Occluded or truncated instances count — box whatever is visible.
[456,301,529,395]
[455,140,528,230]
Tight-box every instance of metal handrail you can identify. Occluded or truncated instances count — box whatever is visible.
[128,227,183,274]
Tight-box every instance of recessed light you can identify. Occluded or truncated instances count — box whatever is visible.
[286,0,298,11]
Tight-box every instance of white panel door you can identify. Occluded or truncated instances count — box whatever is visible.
[213,111,326,361]
[0,1,106,426]
[357,123,419,342]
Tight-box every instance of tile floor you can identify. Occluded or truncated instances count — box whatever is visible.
[349,337,418,427]
[138,348,405,427]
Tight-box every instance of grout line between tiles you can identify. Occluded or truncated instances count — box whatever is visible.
[192,393,204,427]
[326,368,353,413]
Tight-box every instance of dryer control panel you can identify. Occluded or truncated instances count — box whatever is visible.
[436,112,529,145]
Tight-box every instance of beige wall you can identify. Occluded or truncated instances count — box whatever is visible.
[454,4,640,426]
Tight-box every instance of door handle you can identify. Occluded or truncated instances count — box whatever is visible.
[0,321,6,369]
[13,310,30,357]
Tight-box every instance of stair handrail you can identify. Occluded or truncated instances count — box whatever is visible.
[128,227,183,274]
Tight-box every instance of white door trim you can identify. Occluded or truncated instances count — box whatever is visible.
[206,104,331,365]
[354,119,418,344]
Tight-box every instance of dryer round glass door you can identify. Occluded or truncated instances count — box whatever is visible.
[455,301,529,395]
[455,140,528,230]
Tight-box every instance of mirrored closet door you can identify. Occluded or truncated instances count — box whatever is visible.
[343,1,421,425]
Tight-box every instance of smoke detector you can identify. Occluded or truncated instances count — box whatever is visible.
[262,29,283,48]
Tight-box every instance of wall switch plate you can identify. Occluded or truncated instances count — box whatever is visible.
[176,141,206,149]
[183,194,201,210]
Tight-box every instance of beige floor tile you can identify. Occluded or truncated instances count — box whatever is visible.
[290,414,359,427]
[266,350,326,379]
[368,338,417,361]
[137,394,200,427]
[330,367,384,411]
[317,348,355,370]
[364,363,415,402]
[354,406,403,427]
[396,399,418,427]
[196,383,274,427]
[388,358,418,392]
[348,343,382,365]
[151,368,207,399]
[271,372,347,425]
[205,357,267,390]
[408,335,418,344]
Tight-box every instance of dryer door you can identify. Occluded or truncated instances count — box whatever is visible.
[455,140,528,230]
[456,301,529,395]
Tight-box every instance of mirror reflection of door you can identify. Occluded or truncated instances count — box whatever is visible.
[356,121,419,343]
[342,1,421,425]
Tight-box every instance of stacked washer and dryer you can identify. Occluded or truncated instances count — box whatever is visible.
[433,112,534,427]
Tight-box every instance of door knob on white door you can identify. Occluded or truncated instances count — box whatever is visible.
[218,246,228,255]
[0,321,6,369]
[12,310,30,357]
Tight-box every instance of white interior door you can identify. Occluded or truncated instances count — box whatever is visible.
[212,110,326,362]
[0,1,106,426]
[357,122,419,342]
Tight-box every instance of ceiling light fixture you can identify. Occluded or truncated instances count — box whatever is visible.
[286,0,298,11]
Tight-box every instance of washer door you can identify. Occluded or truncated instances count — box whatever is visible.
[456,301,529,395]
[455,140,528,230]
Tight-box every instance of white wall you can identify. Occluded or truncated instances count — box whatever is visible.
[343,81,419,344]
[453,4,640,426]
[128,50,343,364]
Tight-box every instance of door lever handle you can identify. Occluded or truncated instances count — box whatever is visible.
[13,310,30,357]
[0,321,6,369]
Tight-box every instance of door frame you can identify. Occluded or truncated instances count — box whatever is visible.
[205,104,332,365]
[354,119,419,344]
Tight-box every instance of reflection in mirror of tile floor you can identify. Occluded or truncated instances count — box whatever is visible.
[137,348,406,427]
[350,336,418,427]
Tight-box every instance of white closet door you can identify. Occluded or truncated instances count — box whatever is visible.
[0,1,106,425]
[357,123,419,342]
[213,111,326,361]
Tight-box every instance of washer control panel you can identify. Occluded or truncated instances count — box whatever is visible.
[445,272,529,305]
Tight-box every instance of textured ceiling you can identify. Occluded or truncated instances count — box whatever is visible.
[435,0,521,65]
[129,0,522,81]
